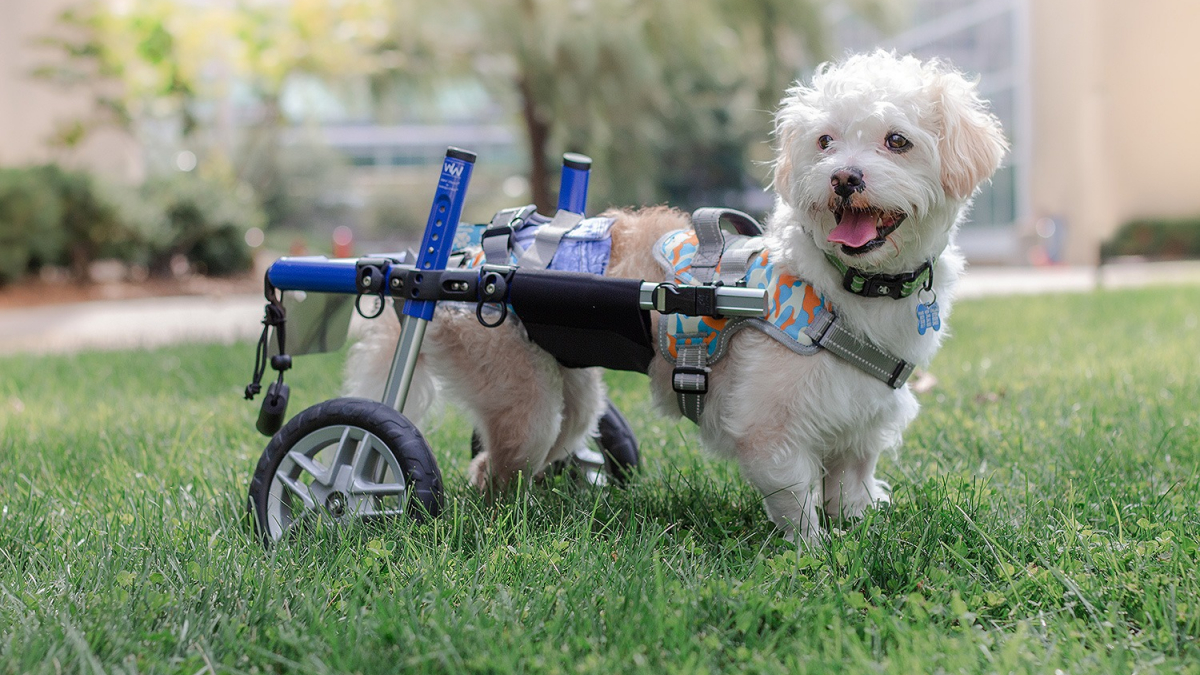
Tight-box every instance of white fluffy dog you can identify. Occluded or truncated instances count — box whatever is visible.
[345,51,1007,543]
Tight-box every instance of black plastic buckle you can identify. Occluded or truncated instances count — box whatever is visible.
[844,265,925,300]
[653,284,722,317]
[671,365,710,394]
[480,223,515,246]
[863,276,904,300]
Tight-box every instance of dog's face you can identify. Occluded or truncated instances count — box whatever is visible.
[773,52,1008,273]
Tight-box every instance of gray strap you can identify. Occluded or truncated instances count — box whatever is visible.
[691,207,765,236]
[689,210,727,284]
[672,342,709,423]
[517,210,583,269]
[802,311,914,389]
[690,208,766,284]
[715,238,765,285]
[482,205,536,264]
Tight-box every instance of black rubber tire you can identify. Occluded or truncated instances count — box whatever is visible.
[247,397,443,545]
[469,398,640,486]
[593,399,639,485]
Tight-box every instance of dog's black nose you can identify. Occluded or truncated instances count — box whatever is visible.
[831,167,864,198]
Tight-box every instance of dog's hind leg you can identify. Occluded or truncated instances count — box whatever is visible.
[422,306,566,493]
[343,316,439,424]
[544,367,605,466]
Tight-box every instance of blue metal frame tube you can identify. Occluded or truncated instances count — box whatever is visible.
[266,257,360,294]
[402,148,476,321]
[557,153,591,214]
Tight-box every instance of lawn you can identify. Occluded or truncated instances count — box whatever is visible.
[1,286,1198,674]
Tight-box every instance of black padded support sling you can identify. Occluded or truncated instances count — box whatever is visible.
[506,268,655,373]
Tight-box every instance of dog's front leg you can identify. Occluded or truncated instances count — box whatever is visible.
[822,451,891,521]
[738,452,824,546]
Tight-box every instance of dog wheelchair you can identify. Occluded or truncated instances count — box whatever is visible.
[243,147,768,544]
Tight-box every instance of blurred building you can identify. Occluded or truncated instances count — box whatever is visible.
[0,0,142,181]
[835,0,1200,265]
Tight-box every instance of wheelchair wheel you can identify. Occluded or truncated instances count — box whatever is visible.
[248,397,443,545]
[469,398,639,487]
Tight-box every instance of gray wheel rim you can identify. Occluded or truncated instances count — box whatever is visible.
[265,424,408,541]
[571,443,608,487]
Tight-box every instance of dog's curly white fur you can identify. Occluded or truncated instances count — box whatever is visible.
[344,51,1007,543]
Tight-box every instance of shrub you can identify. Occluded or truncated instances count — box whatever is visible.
[38,165,126,276]
[1101,217,1200,262]
[0,165,263,284]
[129,174,264,276]
[0,168,63,282]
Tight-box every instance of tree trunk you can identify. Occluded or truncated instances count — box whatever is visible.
[518,76,553,213]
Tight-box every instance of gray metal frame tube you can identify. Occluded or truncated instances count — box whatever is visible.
[382,314,428,413]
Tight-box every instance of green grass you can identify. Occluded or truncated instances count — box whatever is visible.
[2,286,1199,673]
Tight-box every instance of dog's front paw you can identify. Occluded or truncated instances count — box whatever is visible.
[467,453,493,492]
[779,521,827,549]
[825,475,891,520]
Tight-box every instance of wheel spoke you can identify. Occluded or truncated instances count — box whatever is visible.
[350,478,406,496]
[329,426,358,471]
[286,450,330,486]
[349,434,375,475]
[277,474,318,510]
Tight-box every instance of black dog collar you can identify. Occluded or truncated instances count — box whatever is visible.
[824,253,934,300]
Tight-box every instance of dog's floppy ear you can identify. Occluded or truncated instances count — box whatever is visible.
[933,70,1008,200]
[772,122,797,197]
[772,85,816,202]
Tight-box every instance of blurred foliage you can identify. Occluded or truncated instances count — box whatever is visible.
[35,0,395,233]
[36,0,396,146]
[238,133,354,234]
[0,166,261,284]
[390,0,889,211]
[0,169,64,283]
[1101,217,1200,262]
[117,172,263,276]
[0,166,124,282]
[33,0,894,235]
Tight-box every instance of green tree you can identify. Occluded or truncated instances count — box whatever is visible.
[35,0,395,228]
[394,0,895,211]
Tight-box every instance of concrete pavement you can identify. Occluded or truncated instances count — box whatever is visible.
[0,293,265,355]
[2,261,1199,356]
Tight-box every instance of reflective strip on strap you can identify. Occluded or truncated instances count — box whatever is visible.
[802,310,915,389]
[517,210,583,269]
[673,342,709,424]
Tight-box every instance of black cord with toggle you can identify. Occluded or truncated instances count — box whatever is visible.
[245,275,292,436]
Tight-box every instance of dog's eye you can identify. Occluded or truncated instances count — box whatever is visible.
[885,133,912,151]
[817,134,833,150]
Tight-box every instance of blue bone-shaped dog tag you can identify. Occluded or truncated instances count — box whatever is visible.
[916,300,941,335]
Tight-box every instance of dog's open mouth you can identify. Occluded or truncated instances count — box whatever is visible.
[829,207,906,255]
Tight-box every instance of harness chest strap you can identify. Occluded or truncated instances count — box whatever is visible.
[801,311,915,389]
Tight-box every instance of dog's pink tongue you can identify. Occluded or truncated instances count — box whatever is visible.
[828,211,878,248]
